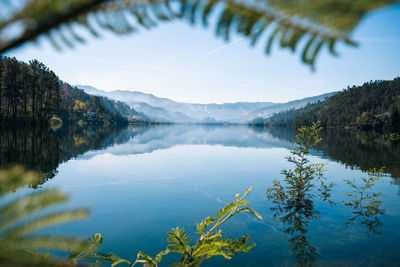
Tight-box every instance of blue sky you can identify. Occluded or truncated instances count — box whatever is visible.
[5,5,400,104]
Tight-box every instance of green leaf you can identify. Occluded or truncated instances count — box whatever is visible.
[237,207,263,221]
[167,227,191,255]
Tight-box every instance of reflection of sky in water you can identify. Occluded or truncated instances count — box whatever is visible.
[33,125,400,266]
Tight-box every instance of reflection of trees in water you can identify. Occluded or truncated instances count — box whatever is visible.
[264,126,400,191]
[318,129,400,179]
[267,123,334,266]
[266,126,389,266]
[317,129,400,195]
[0,124,127,186]
[343,169,386,236]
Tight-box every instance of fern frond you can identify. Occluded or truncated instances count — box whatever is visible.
[6,236,86,252]
[0,189,69,234]
[167,227,191,255]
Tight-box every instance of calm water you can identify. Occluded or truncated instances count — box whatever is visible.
[1,124,400,266]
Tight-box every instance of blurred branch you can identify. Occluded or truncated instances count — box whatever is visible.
[1,0,398,69]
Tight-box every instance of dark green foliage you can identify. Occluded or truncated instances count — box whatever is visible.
[293,78,400,130]
[390,105,400,131]
[343,168,386,236]
[0,56,60,125]
[1,1,397,69]
[266,122,334,266]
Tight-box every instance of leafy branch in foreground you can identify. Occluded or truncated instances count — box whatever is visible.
[0,166,128,267]
[343,168,386,236]
[266,122,334,266]
[133,187,263,267]
[1,0,398,69]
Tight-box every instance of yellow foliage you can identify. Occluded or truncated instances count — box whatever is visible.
[361,111,369,118]
[73,136,87,146]
[77,119,85,127]
[49,116,62,131]
[73,100,87,111]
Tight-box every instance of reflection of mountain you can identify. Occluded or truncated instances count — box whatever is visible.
[82,125,295,158]
[78,85,335,123]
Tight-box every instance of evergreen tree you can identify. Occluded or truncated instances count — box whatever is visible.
[391,106,400,131]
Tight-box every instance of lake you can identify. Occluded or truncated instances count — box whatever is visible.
[1,124,400,266]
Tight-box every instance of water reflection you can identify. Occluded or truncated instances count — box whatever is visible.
[265,127,400,190]
[317,129,400,179]
[1,124,398,265]
[343,169,386,236]
[1,124,399,189]
[0,125,126,186]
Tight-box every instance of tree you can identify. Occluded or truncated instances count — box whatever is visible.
[266,122,334,265]
[1,57,20,121]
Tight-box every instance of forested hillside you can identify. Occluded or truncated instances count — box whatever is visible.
[251,101,325,126]
[293,78,400,130]
[0,56,128,127]
[59,83,128,127]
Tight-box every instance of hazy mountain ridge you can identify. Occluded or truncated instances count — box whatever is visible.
[244,92,338,122]
[78,85,336,123]
[79,86,198,122]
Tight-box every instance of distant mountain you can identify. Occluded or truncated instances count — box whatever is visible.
[77,85,337,123]
[78,86,198,122]
[244,92,337,122]
[78,85,275,123]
